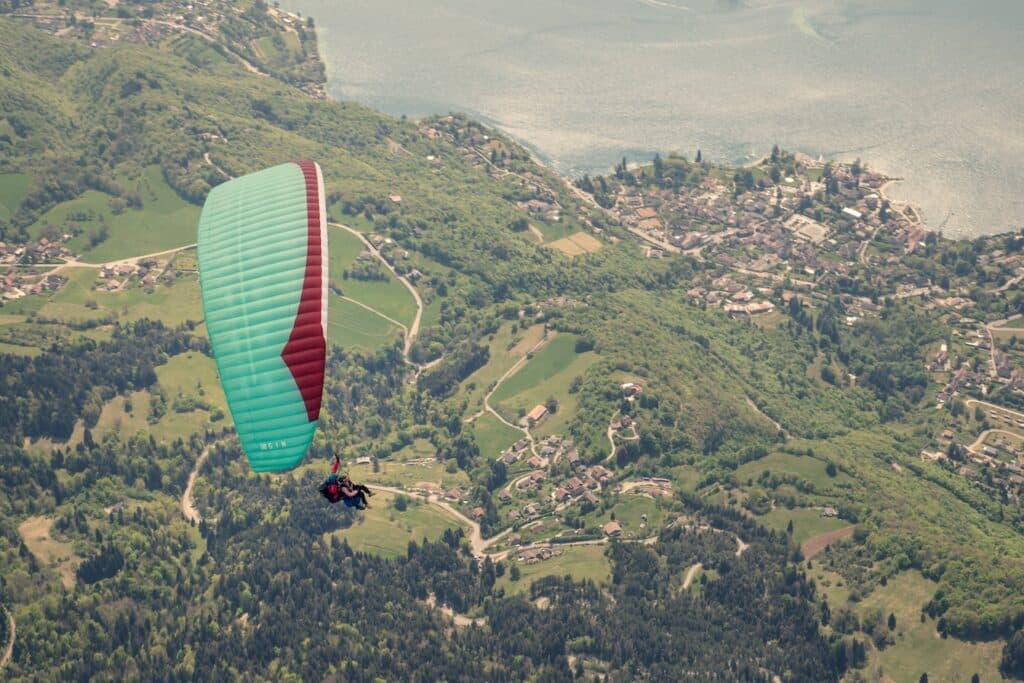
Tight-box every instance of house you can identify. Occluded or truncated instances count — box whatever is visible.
[388,193,402,203]
[523,404,547,427]
[603,521,622,537]
[582,490,599,504]
[566,477,585,497]
[528,454,545,469]
[500,450,519,465]
[635,207,657,219]
[355,456,372,465]
[471,507,485,520]
[553,487,569,502]
[621,383,643,397]
[498,489,512,503]
[821,507,839,518]
[842,207,863,220]
[445,487,463,500]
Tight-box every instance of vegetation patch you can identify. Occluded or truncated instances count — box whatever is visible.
[0,172,32,220]
[17,515,80,589]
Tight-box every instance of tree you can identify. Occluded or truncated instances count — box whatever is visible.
[825,462,838,477]
[888,612,896,630]
[918,674,928,683]
[509,564,520,582]
[695,149,702,163]
[1001,629,1024,678]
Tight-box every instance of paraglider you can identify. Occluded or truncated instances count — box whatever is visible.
[197,160,328,473]
[318,455,372,509]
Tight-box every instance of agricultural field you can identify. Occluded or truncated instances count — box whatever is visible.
[490,333,597,435]
[855,571,1004,683]
[547,232,603,257]
[17,515,80,589]
[327,295,402,353]
[498,544,611,596]
[29,166,199,262]
[326,490,464,559]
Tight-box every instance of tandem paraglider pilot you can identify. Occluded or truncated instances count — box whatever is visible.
[319,455,373,510]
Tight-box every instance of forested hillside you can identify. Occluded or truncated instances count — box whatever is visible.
[1,7,1023,682]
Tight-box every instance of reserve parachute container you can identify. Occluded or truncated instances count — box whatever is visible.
[198,161,327,472]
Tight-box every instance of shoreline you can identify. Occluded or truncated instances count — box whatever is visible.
[299,26,944,238]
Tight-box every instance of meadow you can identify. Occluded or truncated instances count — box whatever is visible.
[854,571,1003,683]
[497,544,611,596]
[490,333,597,436]
[28,166,199,262]
[326,490,464,559]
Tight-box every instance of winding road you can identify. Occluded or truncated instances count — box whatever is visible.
[181,445,211,524]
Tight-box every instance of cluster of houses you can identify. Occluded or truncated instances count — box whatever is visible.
[97,259,167,292]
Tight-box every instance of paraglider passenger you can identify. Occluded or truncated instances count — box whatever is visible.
[319,455,372,509]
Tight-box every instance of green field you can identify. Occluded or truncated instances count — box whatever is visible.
[29,166,199,261]
[0,341,41,356]
[498,544,611,595]
[0,172,32,220]
[757,507,850,545]
[471,413,522,460]
[327,295,402,352]
[327,227,417,327]
[326,490,464,559]
[37,268,203,328]
[490,333,596,434]
[460,323,548,416]
[583,494,666,538]
[735,451,849,490]
[855,571,1004,683]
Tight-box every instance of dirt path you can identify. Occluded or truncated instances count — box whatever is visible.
[425,593,486,627]
[341,295,409,337]
[0,604,14,672]
[801,525,855,560]
[745,396,786,436]
[966,428,1022,455]
[682,562,703,590]
[328,222,424,363]
[181,445,211,524]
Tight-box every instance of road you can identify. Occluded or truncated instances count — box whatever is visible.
[181,445,211,524]
[0,604,14,672]
[966,429,1022,456]
[964,399,1024,425]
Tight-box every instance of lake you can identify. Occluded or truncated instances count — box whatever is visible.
[285,0,1024,237]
